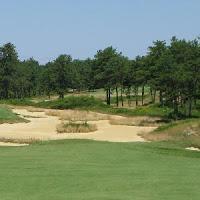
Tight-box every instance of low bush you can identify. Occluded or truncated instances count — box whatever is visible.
[36,96,108,110]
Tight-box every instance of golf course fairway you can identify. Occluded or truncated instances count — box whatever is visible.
[0,140,200,200]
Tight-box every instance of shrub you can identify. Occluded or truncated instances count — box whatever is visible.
[37,96,108,110]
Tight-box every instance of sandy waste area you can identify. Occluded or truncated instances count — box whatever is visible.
[0,107,157,146]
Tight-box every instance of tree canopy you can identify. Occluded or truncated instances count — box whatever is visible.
[0,36,200,118]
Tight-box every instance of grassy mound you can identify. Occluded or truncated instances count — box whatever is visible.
[143,119,200,148]
[0,106,27,124]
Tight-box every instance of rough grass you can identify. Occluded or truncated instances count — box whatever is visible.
[0,106,28,124]
[57,121,97,133]
[142,119,200,148]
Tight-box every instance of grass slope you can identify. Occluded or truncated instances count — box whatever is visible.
[0,106,26,124]
[144,119,200,148]
[0,140,200,200]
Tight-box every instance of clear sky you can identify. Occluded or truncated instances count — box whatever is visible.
[0,0,199,64]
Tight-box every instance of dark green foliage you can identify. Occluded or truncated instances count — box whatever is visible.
[36,96,108,110]
[0,43,18,99]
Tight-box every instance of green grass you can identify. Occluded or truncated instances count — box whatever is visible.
[0,98,35,106]
[110,94,148,104]
[0,106,27,124]
[0,140,200,200]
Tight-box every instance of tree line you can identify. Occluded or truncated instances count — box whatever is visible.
[0,36,200,117]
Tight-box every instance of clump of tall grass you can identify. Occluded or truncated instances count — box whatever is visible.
[57,121,97,133]
[0,137,39,144]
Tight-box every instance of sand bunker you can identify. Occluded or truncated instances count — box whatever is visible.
[186,147,200,152]
[0,142,28,147]
[0,108,157,143]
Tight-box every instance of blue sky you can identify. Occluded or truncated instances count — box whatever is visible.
[0,0,199,64]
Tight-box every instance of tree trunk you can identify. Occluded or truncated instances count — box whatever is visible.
[159,90,163,106]
[127,87,131,107]
[141,85,145,106]
[108,88,111,105]
[59,92,64,99]
[153,90,156,103]
[173,97,179,119]
[48,92,51,99]
[116,87,119,107]
[150,87,153,103]
[106,89,109,105]
[188,97,192,117]
[135,87,138,107]
[121,87,124,107]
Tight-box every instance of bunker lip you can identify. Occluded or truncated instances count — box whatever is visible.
[0,142,29,147]
[0,107,157,143]
[186,147,200,152]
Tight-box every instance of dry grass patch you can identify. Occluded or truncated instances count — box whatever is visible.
[141,119,200,144]
[26,107,45,112]
[46,109,109,121]
[109,116,161,127]
[21,115,44,119]
[57,121,97,134]
[0,137,39,144]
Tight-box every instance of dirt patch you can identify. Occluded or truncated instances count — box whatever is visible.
[0,107,157,143]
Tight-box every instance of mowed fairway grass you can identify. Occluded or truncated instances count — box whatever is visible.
[0,140,200,200]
